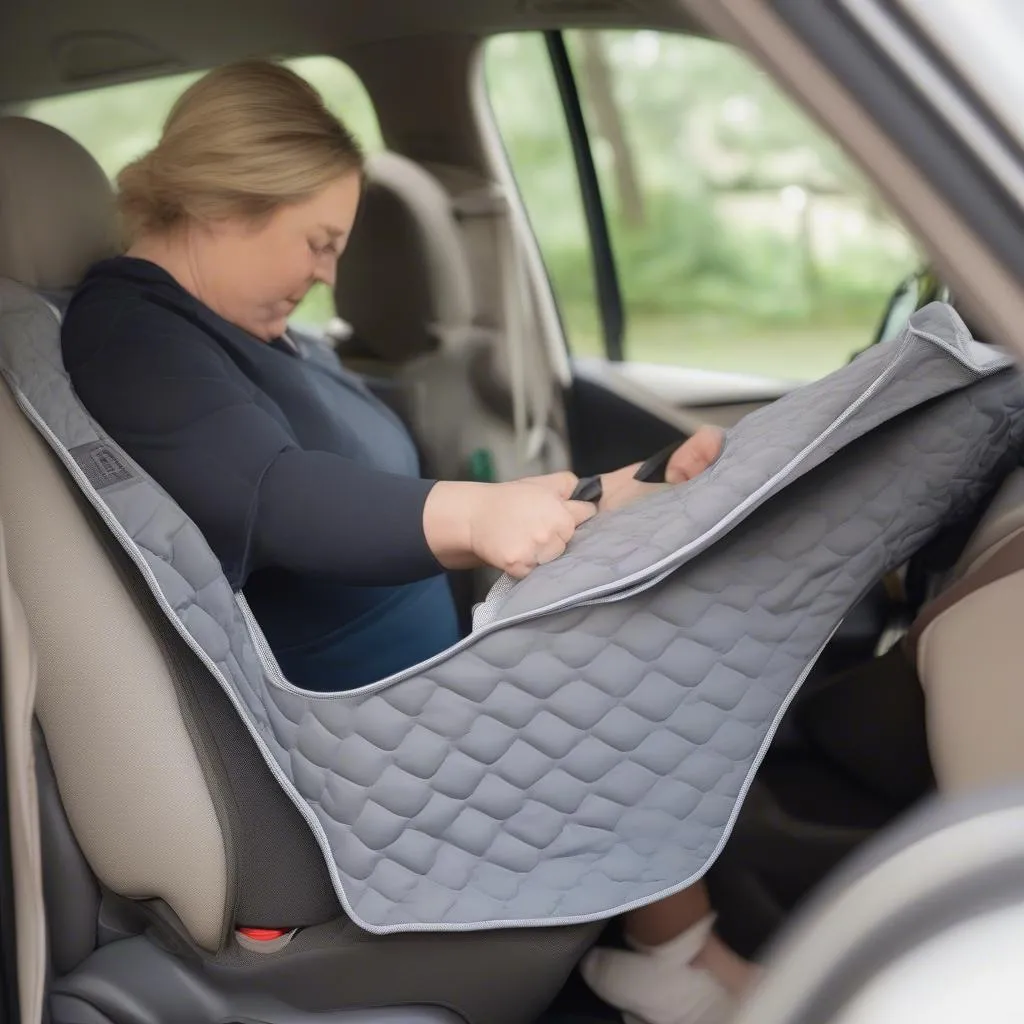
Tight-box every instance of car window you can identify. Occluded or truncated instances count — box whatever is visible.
[23,56,382,327]
[485,31,921,382]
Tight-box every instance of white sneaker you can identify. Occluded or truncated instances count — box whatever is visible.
[579,915,736,1024]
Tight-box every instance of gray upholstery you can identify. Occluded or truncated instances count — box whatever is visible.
[0,301,368,949]
[0,118,117,290]
[0,119,600,1024]
[3,282,1022,935]
[335,151,475,362]
[0,313,594,1023]
[0,355,232,951]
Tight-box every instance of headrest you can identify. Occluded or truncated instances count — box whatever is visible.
[335,151,474,363]
[0,117,117,291]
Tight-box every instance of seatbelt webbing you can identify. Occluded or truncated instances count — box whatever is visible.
[452,188,557,474]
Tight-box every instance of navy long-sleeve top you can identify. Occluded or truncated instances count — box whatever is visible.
[61,256,460,689]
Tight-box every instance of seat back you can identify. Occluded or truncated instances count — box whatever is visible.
[0,117,341,954]
[0,357,229,952]
[335,150,476,365]
[898,458,1024,796]
[950,466,1024,579]
[0,118,598,1024]
[334,151,568,485]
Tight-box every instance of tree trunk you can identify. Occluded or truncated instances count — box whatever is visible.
[578,32,646,229]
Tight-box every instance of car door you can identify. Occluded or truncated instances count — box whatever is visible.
[484,26,923,475]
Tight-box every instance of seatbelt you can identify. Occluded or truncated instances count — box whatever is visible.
[498,200,551,468]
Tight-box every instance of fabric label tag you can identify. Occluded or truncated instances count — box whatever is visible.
[69,441,138,492]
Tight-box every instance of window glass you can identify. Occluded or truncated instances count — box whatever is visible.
[24,56,381,326]
[486,31,920,381]
[486,34,602,343]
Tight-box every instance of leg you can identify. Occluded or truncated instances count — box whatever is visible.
[624,884,711,947]
[581,883,757,1024]
[794,644,934,810]
[623,885,755,994]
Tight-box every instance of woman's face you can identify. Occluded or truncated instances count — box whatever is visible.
[189,171,361,341]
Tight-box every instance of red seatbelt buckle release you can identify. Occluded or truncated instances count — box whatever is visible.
[235,926,296,952]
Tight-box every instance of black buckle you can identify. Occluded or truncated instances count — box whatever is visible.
[570,475,604,504]
[633,441,681,483]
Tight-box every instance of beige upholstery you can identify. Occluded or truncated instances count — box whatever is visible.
[951,467,1024,579]
[336,150,475,362]
[0,377,230,951]
[0,526,46,1024]
[333,151,485,484]
[913,471,1024,797]
[0,124,606,1020]
[918,570,1024,795]
[0,117,229,950]
[335,151,568,490]
[0,117,117,289]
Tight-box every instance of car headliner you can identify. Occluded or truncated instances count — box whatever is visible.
[1,0,707,105]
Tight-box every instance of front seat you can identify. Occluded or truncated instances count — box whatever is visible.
[0,116,598,1024]
[334,150,568,488]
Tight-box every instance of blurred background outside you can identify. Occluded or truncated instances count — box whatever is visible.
[26,30,921,382]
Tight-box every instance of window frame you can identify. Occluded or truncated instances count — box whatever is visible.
[774,0,1024,300]
[543,30,626,362]
[493,26,921,374]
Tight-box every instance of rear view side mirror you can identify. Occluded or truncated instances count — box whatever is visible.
[872,268,950,346]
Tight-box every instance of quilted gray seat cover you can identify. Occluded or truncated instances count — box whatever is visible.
[3,279,1024,935]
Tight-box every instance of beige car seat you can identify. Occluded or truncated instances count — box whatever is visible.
[0,115,597,1024]
[334,151,569,488]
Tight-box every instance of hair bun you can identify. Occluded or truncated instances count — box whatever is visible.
[113,59,364,244]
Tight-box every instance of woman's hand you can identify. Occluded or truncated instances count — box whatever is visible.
[599,425,725,512]
[598,467,670,513]
[423,475,596,579]
[664,425,724,484]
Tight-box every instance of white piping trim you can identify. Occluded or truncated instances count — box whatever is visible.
[0,296,1008,935]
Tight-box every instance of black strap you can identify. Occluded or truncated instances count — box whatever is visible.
[633,440,682,483]
[570,475,603,504]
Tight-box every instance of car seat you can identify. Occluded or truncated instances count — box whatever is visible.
[0,115,598,1024]
[334,151,569,488]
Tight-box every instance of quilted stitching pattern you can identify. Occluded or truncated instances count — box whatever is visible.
[3,280,1023,934]
[479,305,988,624]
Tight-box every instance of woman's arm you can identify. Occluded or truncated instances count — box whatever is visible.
[572,426,727,513]
[65,302,593,585]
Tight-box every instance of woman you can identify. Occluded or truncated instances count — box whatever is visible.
[60,59,746,1024]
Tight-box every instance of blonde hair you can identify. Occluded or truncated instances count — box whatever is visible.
[116,59,364,243]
